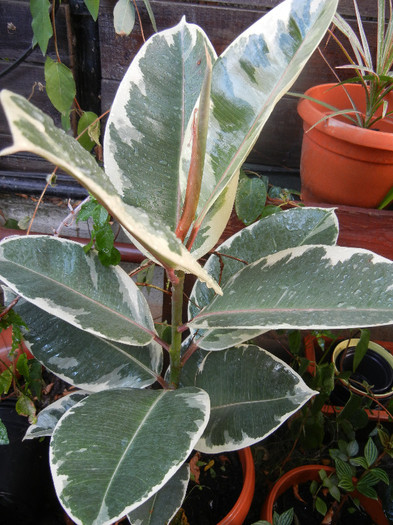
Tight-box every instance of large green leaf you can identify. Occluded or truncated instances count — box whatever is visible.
[127,464,190,525]
[0,236,155,346]
[11,296,162,391]
[189,245,393,347]
[189,207,339,350]
[183,345,316,452]
[104,18,216,231]
[190,0,339,244]
[0,91,221,294]
[50,388,210,525]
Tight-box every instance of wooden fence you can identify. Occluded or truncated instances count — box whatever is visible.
[0,0,380,196]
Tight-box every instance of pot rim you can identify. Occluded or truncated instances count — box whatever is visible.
[260,464,389,524]
[297,83,393,151]
[332,338,393,398]
[216,446,255,525]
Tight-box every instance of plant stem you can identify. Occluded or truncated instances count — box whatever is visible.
[169,270,185,388]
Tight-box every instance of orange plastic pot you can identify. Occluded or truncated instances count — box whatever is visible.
[298,83,393,208]
[217,447,255,525]
[0,326,33,372]
[260,464,389,524]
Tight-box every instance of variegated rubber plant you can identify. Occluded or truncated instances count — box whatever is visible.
[1,1,393,524]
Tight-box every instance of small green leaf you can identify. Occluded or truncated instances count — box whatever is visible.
[319,468,327,481]
[92,204,109,228]
[16,352,29,378]
[276,507,294,525]
[315,496,328,516]
[338,477,354,493]
[44,57,76,115]
[16,394,37,424]
[0,369,12,395]
[142,0,157,32]
[329,484,342,501]
[0,418,9,445]
[309,480,318,495]
[98,245,121,266]
[369,467,390,485]
[334,457,353,479]
[30,0,53,55]
[114,0,135,36]
[77,197,96,222]
[350,456,369,469]
[235,171,267,225]
[28,359,43,400]
[77,112,100,152]
[84,0,99,20]
[61,111,71,131]
[353,329,370,372]
[364,437,378,468]
[346,440,359,458]
[356,481,378,500]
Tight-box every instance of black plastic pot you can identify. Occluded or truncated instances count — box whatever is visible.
[332,339,393,404]
[0,399,65,525]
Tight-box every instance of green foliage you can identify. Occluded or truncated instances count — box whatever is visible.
[30,0,53,55]
[114,0,136,36]
[84,0,100,20]
[352,329,370,372]
[312,436,389,518]
[77,111,100,152]
[252,508,294,525]
[44,57,76,120]
[0,418,9,445]
[235,170,269,225]
[77,195,121,266]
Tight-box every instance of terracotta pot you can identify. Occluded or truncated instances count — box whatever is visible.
[298,83,393,208]
[0,326,33,372]
[217,446,255,525]
[260,464,389,524]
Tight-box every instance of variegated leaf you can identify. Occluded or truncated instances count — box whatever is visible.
[189,170,240,259]
[127,464,190,525]
[0,235,156,346]
[190,0,339,236]
[0,91,221,294]
[189,245,393,345]
[24,391,90,440]
[12,296,162,391]
[50,388,210,525]
[104,18,217,232]
[189,207,339,350]
[183,345,316,452]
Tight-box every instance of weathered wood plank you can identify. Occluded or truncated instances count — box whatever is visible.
[0,0,70,65]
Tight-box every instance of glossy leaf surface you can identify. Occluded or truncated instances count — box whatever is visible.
[0,91,221,294]
[51,388,210,525]
[183,345,315,452]
[24,391,89,439]
[13,297,162,391]
[191,0,339,245]
[104,18,216,231]
[189,207,339,350]
[0,236,156,346]
[127,464,190,525]
[190,245,393,343]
